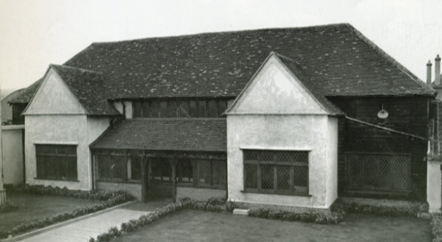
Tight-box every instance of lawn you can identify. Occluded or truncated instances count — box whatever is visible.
[0,193,102,232]
[112,210,432,242]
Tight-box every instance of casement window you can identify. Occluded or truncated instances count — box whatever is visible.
[36,145,77,181]
[243,150,309,195]
[132,98,232,118]
[151,159,226,188]
[97,155,141,182]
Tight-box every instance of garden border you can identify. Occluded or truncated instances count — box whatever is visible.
[0,185,135,240]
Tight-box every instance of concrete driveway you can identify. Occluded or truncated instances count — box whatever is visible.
[16,208,149,242]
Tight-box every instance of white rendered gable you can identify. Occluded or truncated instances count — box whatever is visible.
[228,55,327,115]
[24,68,86,115]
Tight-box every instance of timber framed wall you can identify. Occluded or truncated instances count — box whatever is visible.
[331,96,430,199]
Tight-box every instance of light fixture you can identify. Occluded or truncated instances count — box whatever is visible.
[377,104,388,119]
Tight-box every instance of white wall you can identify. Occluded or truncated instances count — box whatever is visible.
[226,55,338,208]
[1,125,24,185]
[113,101,132,119]
[25,115,89,190]
[227,115,336,208]
[24,69,86,115]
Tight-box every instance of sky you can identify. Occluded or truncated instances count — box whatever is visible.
[0,0,441,90]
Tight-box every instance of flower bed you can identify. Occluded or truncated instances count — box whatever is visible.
[432,213,442,242]
[0,185,134,239]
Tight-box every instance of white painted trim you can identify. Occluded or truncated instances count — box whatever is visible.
[34,142,79,145]
[1,125,25,130]
[240,146,312,151]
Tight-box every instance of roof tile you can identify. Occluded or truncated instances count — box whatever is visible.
[91,119,227,151]
[10,23,436,105]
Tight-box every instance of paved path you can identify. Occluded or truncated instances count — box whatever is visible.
[19,209,149,242]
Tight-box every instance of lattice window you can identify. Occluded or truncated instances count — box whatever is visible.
[35,144,77,181]
[346,153,410,193]
[243,150,309,195]
[212,160,226,185]
[244,164,257,189]
[276,166,290,191]
[177,159,193,183]
[132,98,234,118]
[97,155,128,181]
[198,160,212,185]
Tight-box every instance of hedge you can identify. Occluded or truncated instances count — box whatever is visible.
[21,184,125,201]
[89,197,228,242]
[0,185,134,239]
[247,207,344,225]
[330,198,422,217]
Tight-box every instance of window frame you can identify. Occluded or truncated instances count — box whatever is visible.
[96,155,141,183]
[35,144,78,181]
[242,150,309,196]
[150,158,227,189]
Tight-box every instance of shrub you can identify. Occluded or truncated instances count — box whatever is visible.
[330,198,421,217]
[432,214,442,242]
[225,201,239,213]
[248,207,343,225]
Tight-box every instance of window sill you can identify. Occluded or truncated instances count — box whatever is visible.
[240,190,312,197]
[177,183,226,190]
[34,178,79,182]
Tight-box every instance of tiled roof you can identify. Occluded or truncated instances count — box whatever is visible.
[9,79,43,104]
[10,23,436,104]
[90,119,227,151]
[51,65,120,116]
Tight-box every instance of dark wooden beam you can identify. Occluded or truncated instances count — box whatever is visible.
[140,153,147,202]
[169,157,178,202]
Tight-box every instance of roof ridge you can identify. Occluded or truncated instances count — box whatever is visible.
[344,24,436,96]
[50,64,103,75]
[90,23,351,46]
[272,52,301,66]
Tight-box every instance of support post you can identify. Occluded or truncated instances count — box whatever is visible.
[140,153,147,202]
[170,157,178,202]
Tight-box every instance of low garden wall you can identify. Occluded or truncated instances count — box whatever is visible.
[177,187,226,201]
[96,182,142,201]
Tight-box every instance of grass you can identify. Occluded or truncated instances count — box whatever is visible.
[111,210,432,242]
[0,193,102,232]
